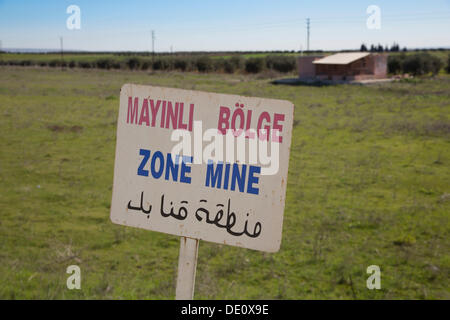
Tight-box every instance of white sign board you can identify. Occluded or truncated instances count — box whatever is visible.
[110,84,293,252]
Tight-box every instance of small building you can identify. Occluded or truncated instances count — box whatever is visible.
[298,52,388,82]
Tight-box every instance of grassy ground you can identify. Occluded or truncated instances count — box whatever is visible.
[0,66,449,299]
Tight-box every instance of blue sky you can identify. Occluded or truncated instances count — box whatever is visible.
[0,0,449,51]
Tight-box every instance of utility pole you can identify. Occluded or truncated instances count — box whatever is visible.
[151,30,155,61]
[306,18,310,52]
[59,36,64,69]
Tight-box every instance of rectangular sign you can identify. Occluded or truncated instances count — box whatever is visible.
[110,84,293,252]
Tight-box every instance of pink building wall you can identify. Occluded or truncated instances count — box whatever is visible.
[297,56,323,78]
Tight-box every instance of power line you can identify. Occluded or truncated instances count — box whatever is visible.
[38,12,448,41]
[59,36,63,69]
[146,11,450,34]
[151,30,155,60]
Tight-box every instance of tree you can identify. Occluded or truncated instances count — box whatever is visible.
[360,44,368,52]
[245,58,265,73]
[390,42,400,52]
[403,53,442,76]
[387,55,403,74]
[446,53,450,74]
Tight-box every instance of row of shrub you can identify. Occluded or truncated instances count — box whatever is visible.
[4,53,448,75]
[0,59,123,69]
[388,53,445,76]
[0,55,298,74]
[124,55,297,74]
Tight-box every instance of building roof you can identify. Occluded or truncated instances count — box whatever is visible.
[313,52,370,65]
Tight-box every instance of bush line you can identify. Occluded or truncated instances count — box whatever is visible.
[0,55,298,74]
[3,52,448,75]
[388,52,447,76]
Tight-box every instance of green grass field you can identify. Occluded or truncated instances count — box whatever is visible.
[0,66,448,299]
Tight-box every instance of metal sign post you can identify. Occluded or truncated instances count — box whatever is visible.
[175,237,199,300]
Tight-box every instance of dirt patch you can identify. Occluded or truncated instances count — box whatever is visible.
[47,124,83,133]
[386,119,450,137]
